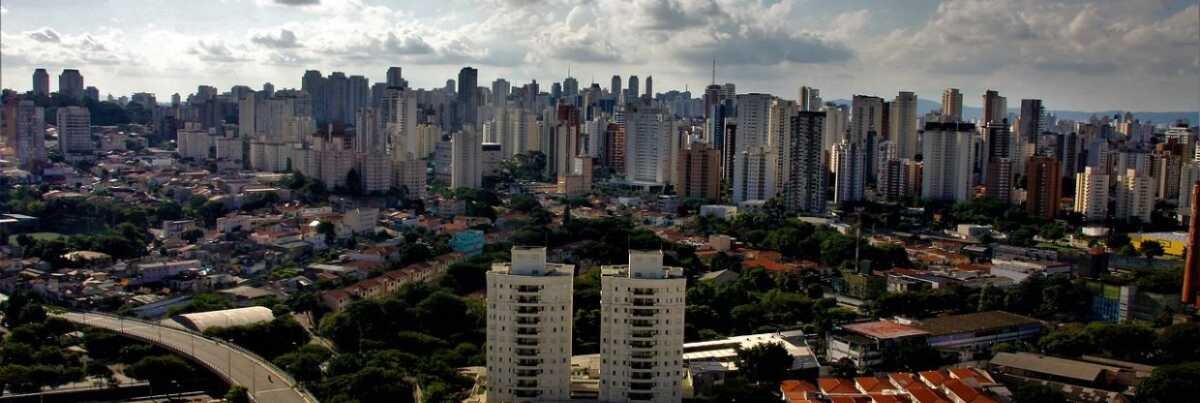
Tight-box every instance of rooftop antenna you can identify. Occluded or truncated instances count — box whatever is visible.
[711,58,716,85]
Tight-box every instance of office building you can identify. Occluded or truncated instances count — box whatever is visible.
[1017,99,1043,142]
[1114,168,1153,223]
[3,99,47,170]
[941,88,963,121]
[921,122,975,202]
[799,86,821,112]
[1074,167,1110,222]
[492,78,510,106]
[458,67,479,130]
[981,90,1006,124]
[486,246,574,402]
[32,69,49,97]
[983,121,1013,202]
[675,143,722,201]
[784,111,826,213]
[451,127,482,189]
[56,106,93,158]
[385,66,406,88]
[1025,156,1061,220]
[890,92,918,160]
[627,76,639,103]
[599,250,686,403]
[58,69,84,100]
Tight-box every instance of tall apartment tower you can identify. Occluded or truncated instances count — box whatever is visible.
[3,99,47,170]
[627,76,639,103]
[732,94,776,203]
[890,91,918,160]
[833,139,865,204]
[1114,168,1153,223]
[850,95,884,144]
[56,106,93,158]
[458,67,479,130]
[785,110,826,213]
[941,88,963,121]
[32,69,50,97]
[451,127,482,189]
[600,250,686,403]
[486,246,574,402]
[611,75,622,99]
[675,143,722,201]
[385,66,406,89]
[921,122,975,202]
[624,103,675,185]
[1074,167,1110,222]
[1182,182,1200,308]
[982,90,1007,124]
[1018,99,1044,142]
[58,69,84,100]
[1025,156,1061,220]
[492,78,511,106]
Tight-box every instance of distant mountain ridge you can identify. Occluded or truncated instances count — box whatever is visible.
[827,98,1198,126]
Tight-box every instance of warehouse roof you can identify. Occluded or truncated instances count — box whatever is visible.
[169,306,274,332]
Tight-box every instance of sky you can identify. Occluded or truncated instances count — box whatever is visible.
[0,0,1197,112]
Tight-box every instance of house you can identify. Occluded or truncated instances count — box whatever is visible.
[828,320,929,369]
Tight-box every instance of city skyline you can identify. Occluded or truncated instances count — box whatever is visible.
[1,0,1197,112]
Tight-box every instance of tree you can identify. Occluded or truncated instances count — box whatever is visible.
[317,221,337,242]
[734,342,793,385]
[125,355,193,391]
[1155,323,1200,364]
[830,358,858,379]
[225,385,251,403]
[1141,240,1165,264]
[1137,363,1200,403]
[181,228,204,244]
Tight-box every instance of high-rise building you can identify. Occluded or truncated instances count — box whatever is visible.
[451,127,482,189]
[833,139,865,204]
[1025,156,1061,220]
[783,110,826,213]
[485,246,574,402]
[1074,167,1110,222]
[941,88,963,121]
[1114,168,1153,223]
[675,143,721,201]
[983,121,1013,202]
[881,159,920,202]
[921,122,975,202]
[611,75,622,99]
[799,86,821,112]
[458,67,479,130]
[850,95,884,144]
[1018,99,1044,142]
[626,76,639,103]
[492,78,510,106]
[982,90,1007,125]
[643,75,653,99]
[822,103,849,157]
[32,69,50,97]
[58,69,84,100]
[56,106,93,158]
[599,250,686,403]
[890,92,918,160]
[624,103,674,185]
[3,99,47,170]
[302,70,327,121]
[385,66,406,89]
[605,123,626,174]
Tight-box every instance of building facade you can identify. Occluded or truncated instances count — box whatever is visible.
[600,251,686,403]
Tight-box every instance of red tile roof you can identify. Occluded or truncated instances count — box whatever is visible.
[843,321,930,339]
[855,377,892,393]
[820,378,861,395]
[942,379,998,403]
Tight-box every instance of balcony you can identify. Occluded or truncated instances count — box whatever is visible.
[630,371,653,380]
[516,348,538,357]
[517,358,541,367]
[632,288,655,296]
[516,379,539,388]
[516,306,541,315]
[517,285,540,293]
[516,327,540,336]
[630,381,655,391]
[632,297,655,306]
[630,308,656,317]
[628,392,655,401]
[630,340,655,349]
[631,350,656,360]
[630,361,655,370]
[516,338,539,347]
[515,369,542,377]
[516,316,541,325]
[630,319,654,328]
[514,389,541,398]
[516,295,540,304]
[630,330,658,338]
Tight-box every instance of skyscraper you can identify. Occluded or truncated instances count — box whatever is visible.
[458,67,479,130]
[890,91,918,160]
[1114,168,1153,223]
[624,102,674,185]
[56,106,93,158]
[833,139,865,204]
[982,90,1007,124]
[485,246,574,402]
[1018,99,1044,142]
[732,94,775,203]
[1025,156,1061,220]
[941,88,963,121]
[850,95,884,144]
[921,122,975,202]
[58,69,84,100]
[599,250,685,403]
[799,86,821,112]
[32,69,49,97]
[643,75,653,99]
[492,78,510,106]
[611,75,622,99]
[385,66,406,88]
[451,127,482,189]
[627,75,639,103]
[983,121,1013,202]
[784,111,826,213]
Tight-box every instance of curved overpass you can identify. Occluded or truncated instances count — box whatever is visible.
[55,311,318,403]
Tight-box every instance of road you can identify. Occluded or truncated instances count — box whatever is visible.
[55,311,318,403]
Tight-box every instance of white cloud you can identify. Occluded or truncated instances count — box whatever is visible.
[251,29,301,49]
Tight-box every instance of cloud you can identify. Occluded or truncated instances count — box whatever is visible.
[251,29,300,48]
[634,0,721,30]
[27,27,61,43]
[271,0,319,5]
[675,29,853,66]
[383,32,434,55]
[189,40,247,62]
